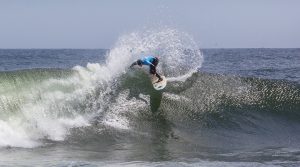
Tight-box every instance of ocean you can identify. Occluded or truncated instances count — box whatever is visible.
[0,30,300,166]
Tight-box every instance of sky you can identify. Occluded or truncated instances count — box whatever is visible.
[0,0,299,48]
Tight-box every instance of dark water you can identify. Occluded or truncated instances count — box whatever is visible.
[0,49,299,166]
[0,49,107,71]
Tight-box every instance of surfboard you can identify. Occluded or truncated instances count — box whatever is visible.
[151,75,167,90]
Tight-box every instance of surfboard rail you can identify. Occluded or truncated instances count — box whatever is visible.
[151,75,167,90]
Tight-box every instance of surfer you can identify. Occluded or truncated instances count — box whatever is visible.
[130,56,163,82]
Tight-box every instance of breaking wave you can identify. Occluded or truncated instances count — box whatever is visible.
[0,28,203,148]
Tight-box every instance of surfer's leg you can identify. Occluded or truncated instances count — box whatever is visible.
[156,73,162,82]
[150,66,162,82]
[150,65,156,75]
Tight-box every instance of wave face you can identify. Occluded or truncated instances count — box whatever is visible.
[117,71,300,143]
[161,73,300,129]
[2,65,298,151]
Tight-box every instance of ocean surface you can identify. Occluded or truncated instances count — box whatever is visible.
[0,31,300,167]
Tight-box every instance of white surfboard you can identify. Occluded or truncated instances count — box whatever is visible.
[151,75,167,90]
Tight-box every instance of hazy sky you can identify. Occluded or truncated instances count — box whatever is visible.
[0,0,299,48]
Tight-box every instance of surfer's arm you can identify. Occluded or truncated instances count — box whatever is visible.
[130,61,139,68]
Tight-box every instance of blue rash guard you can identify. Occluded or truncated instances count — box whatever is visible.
[140,56,156,66]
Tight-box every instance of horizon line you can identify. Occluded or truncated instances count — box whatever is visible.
[0,47,299,50]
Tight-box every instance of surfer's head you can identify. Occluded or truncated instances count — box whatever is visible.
[153,57,159,66]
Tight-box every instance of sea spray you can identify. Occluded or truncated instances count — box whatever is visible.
[113,28,204,78]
